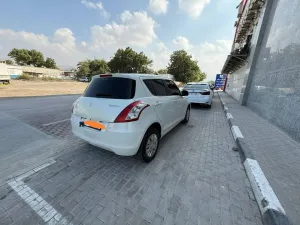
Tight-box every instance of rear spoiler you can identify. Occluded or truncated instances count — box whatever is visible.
[92,74,113,79]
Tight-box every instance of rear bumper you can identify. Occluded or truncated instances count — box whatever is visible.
[71,114,144,156]
[187,95,211,104]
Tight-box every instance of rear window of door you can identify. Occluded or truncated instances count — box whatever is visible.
[164,80,181,96]
[83,77,136,99]
[143,79,167,96]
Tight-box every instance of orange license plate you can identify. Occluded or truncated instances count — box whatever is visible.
[83,120,106,130]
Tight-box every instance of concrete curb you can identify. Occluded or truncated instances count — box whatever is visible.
[218,92,293,225]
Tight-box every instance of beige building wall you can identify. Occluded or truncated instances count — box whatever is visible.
[7,65,23,76]
[21,66,63,77]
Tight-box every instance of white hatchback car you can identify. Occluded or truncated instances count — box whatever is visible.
[183,82,213,108]
[71,74,190,162]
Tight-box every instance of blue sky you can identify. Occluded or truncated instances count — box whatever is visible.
[0,0,239,80]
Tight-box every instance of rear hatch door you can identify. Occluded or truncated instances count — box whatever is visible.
[184,84,210,95]
[74,76,136,122]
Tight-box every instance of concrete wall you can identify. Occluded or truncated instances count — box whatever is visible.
[226,63,249,103]
[246,0,300,141]
[7,65,23,78]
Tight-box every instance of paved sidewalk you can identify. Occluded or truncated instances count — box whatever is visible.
[219,91,300,225]
[0,97,262,225]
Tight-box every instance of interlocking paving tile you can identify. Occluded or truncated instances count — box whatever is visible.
[0,96,262,225]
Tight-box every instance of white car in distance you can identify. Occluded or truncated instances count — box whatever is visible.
[78,77,89,82]
[183,82,214,108]
[71,74,190,162]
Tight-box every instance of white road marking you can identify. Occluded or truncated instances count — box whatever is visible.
[7,159,73,225]
[226,113,233,119]
[244,158,286,214]
[42,118,70,126]
[231,125,244,140]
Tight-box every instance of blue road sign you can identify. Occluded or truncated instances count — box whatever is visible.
[215,74,227,89]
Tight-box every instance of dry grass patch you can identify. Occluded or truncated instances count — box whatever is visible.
[0,80,88,97]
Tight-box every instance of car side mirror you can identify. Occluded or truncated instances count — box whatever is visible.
[181,90,188,96]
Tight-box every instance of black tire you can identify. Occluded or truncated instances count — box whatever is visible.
[181,106,190,124]
[139,127,160,163]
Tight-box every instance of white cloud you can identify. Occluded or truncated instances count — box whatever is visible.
[81,0,110,19]
[0,28,84,66]
[172,36,192,50]
[88,11,157,53]
[53,28,76,52]
[173,36,231,80]
[149,0,169,15]
[178,0,210,19]
[0,10,157,68]
[0,10,230,80]
[148,41,172,69]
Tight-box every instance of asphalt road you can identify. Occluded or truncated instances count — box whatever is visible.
[0,95,82,184]
[0,94,262,225]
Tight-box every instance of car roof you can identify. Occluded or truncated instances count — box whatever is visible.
[186,82,209,85]
[92,73,173,80]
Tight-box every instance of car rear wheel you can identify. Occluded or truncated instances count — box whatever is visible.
[139,127,160,163]
[182,106,190,124]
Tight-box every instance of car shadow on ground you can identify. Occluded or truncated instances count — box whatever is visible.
[85,121,188,162]
[190,103,211,110]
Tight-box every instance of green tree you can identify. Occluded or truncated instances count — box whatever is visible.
[198,71,207,82]
[108,47,153,73]
[44,58,57,69]
[76,60,90,78]
[28,49,44,67]
[8,48,49,67]
[143,68,155,74]
[8,48,31,65]
[167,50,206,83]
[4,59,13,65]
[157,68,168,74]
[89,59,110,75]
[76,59,110,80]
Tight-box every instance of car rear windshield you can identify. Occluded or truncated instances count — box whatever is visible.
[83,77,136,99]
[184,84,209,90]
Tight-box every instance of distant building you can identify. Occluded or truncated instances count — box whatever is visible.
[7,65,22,79]
[5,65,70,79]
[20,66,63,77]
[63,71,74,77]
[221,0,300,142]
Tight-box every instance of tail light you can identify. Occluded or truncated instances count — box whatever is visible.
[201,91,210,95]
[114,100,149,123]
[72,97,81,113]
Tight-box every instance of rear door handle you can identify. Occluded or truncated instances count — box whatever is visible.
[155,102,162,106]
